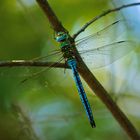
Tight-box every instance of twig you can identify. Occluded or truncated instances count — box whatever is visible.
[73,2,140,39]
[36,0,67,33]
[0,60,68,68]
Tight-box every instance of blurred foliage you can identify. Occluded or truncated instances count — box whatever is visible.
[0,0,140,140]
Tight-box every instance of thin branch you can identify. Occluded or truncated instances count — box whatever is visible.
[36,0,67,33]
[0,60,68,68]
[73,2,140,39]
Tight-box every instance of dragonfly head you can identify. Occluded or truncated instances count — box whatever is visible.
[55,32,68,42]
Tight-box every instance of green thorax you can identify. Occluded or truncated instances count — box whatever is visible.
[60,40,69,48]
[56,32,75,60]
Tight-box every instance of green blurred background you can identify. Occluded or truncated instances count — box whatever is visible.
[0,0,140,140]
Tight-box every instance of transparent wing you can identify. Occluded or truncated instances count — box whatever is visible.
[20,50,64,83]
[31,49,62,62]
[76,20,129,52]
[79,40,136,68]
[0,49,62,84]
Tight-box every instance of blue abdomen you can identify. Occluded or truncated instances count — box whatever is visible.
[67,59,96,127]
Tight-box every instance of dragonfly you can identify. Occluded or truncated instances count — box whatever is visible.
[24,19,135,128]
[38,20,134,127]
[56,31,96,127]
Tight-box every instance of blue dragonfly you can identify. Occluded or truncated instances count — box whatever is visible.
[56,32,96,127]
[47,21,134,127]
[26,20,135,127]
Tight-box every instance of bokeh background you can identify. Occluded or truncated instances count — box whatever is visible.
[0,0,140,140]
